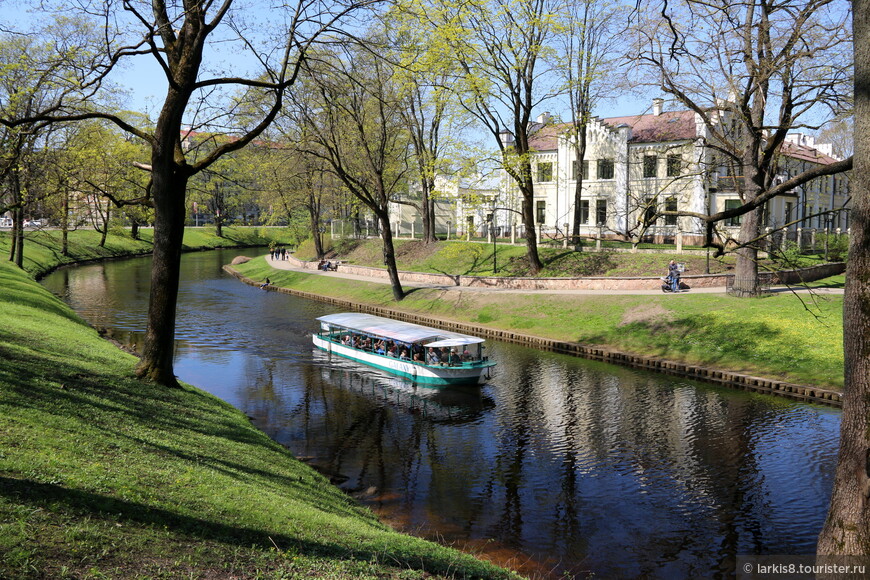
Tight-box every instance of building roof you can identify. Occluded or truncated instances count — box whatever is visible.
[602,110,698,143]
[780,140,840,166]
[525,109,839,167]
[527,110,699,151]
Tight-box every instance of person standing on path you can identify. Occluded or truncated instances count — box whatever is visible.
[667,260,681,292]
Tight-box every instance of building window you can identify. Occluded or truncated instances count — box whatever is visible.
[643,155,657,178]
[572,160,589,180]
[536,200,546,224]
[537,162,553,183]
[664,197,678,226]
[642,197,657,225]
[579,200,590,224]
[596,199,607,226]
[666,154,682,177]
[785,201,793,225]
[725,199,742,226]
[597,159,614,180]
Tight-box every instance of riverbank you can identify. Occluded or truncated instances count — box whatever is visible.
[0,226,294,278]
[0,232,517,579]
[229,255,845,396]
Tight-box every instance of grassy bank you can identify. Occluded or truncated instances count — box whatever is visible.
[0,226,293,278]
[0,233,516,579]
[235,256,844,390]
[298,237,831,278]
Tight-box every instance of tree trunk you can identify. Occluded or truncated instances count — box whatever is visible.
[61,190,69,256]
[376,209,404,301]
[135,168,188,388]
[421,179,437,244]
[99,203,110,247]
[310,210,324,259]
[817,0,870,559]
[519,175,543,274]
[131,220,140,240]
[571,124,588,250]
[13,206,23,269]
[731,206,761,297]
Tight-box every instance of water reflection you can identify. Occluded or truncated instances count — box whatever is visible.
[42,250,840,579]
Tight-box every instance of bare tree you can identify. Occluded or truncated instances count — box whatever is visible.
[293,38,410,301]
[428,0,561,274]
[633,0,852,296]
[556,0,625,248]
[1,0,376,387]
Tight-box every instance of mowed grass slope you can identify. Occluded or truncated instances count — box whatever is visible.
[0,236,517,579]
[236,254,844,389]
[0,226,293,278]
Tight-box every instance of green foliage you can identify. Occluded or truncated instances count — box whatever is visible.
[816,233,849,262]
[334,237,363,256]
[0,259,516,580]
[771,240,812,269]
[234,255,845,389]
[0,227,295,278]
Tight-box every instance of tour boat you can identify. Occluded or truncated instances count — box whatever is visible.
[312,312,496,385]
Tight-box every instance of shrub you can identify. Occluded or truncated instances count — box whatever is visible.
[771,240,809,269]
[816,233,849,262]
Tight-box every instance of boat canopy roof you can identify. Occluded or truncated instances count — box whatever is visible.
[317,313,485,346]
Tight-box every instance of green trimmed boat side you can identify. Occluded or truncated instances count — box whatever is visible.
[314,341,489,386]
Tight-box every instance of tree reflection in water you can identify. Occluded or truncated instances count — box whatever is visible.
[41,249,841,580]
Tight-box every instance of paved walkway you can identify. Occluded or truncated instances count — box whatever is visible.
[264,256,844,296]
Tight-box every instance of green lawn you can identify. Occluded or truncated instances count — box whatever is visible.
[0,230,516,579]
[0,226,294,278]
[236,255,845,390]
[297,237,827,278]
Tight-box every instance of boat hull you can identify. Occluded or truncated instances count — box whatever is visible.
[313,335,491,386]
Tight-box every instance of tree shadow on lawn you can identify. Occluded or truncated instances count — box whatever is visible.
[0,476,474,576]
[581,317,802,370]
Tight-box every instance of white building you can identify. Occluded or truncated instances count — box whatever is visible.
[391,174,501,239]
[509,100,849,246]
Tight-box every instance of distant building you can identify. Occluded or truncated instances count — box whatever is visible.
[391,174,500,238]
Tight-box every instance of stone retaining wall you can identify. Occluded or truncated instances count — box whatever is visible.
[288,254,844,291]
[226,264,842,407]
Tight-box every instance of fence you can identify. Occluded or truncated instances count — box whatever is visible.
[726,273,773,297]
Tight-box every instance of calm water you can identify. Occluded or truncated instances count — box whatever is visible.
[42,249,841,579]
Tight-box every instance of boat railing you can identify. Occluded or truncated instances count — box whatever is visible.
[319,330,490,368]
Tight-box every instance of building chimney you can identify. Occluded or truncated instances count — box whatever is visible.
[652,98,664,116]
[537,112,551,124]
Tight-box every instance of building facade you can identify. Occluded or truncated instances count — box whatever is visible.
[513,100,849,246]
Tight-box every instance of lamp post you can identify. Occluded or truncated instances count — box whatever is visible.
[319,226,325,256]
[487,212,497,274]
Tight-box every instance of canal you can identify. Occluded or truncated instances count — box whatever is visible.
[41,248,840,579]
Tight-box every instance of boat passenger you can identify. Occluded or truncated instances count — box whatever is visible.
[447,349,460,366]
[387,345,397,357]
[413,351,422,362]
[427,348,440,365]
[399,348,409,360]
[462,348,473,361]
